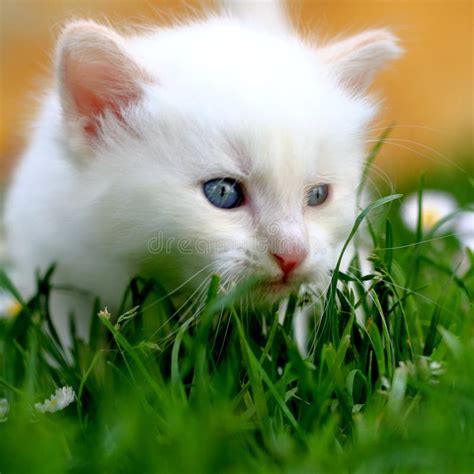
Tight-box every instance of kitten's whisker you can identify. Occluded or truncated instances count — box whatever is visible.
[346,262,464,319]
[366,124,446,134]
[156,315,199,351]
[345,267,383,310]
[372,275,464,319]
[215,313,232,364]
[363,164,395,194]
[140,261,217,314]
[210,308,226,359]
[364,139,466,172]
[154,271,220,348]
[148,264,227,340]
[307,272,349,355]
[374,232,461,250]
[148,284,206,342]
[382,138,452,161]
[380,138,466,173]
[306,291,329,353]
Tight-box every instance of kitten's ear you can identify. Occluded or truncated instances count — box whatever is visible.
[56,21,151,137]
[319,29,402,93]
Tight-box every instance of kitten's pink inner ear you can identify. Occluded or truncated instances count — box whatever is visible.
[319,29,403,92]
[57,21,150,137]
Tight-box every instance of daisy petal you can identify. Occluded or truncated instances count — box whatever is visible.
[401,191,457,232]
[34,386,76,414]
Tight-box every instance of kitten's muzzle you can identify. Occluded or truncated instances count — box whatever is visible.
[271,246,308,282]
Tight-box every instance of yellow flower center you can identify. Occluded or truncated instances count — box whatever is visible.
[6,301,22,318]
[422,207,442,230]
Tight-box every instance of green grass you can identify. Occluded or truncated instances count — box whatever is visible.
[0,148,473,473]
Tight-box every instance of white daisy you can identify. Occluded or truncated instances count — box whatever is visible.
[401,191,457,232]
[0,398,9,422]
[455,210,474,250]
[34,386,76,414]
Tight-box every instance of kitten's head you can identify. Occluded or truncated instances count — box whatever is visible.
[55,18,401,301]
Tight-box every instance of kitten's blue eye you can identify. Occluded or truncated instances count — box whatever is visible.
[203,178,244,209]
[307,184,329,207]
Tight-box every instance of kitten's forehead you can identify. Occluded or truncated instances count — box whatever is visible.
[132,19,317,90]
[138,97,363,191]
[132,19,372,188]
[236,127,313,179]
[133,20,372,130]
[220,120,359,182]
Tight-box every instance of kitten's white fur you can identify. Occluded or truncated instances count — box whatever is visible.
[4,3,401,344]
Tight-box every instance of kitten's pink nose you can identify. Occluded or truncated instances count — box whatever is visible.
[272,248,308,276]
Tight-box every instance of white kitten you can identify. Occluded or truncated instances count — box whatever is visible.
[4,2,401,344]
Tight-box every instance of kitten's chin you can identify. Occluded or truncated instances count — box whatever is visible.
[259,279,294,295]
[251,277,303,304]
[250,271,331,306]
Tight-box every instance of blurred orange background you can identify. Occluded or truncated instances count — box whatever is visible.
[1,0,472,184]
